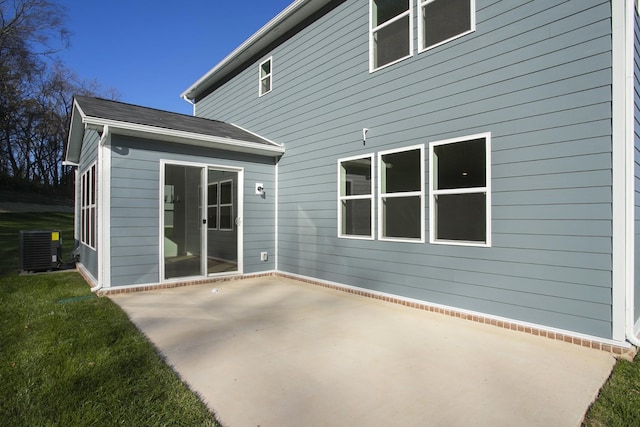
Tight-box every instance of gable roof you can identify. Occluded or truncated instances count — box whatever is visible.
[181,0,335,101]
[65,96,284,164]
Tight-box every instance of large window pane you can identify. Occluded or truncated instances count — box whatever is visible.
[382,196,421,239]
[374,16,410,69]
[372,0,409,27]
[342,199,372,236]
[422,0,472,49]
[381,148,422,193]
[341,158,372,196]
[435,193,486,242]
[434,138,485,190]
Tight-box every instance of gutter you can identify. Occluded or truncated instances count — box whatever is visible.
[82,117,285,156]
[181,95,196,116]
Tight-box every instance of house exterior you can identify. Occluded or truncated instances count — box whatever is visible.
[66,0,640,352]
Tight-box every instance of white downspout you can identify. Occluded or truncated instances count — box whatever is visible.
[91,125,111,293]
[181,95,196,116]
[623,0,640,347]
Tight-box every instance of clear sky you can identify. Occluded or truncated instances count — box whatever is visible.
[55,0,294,115]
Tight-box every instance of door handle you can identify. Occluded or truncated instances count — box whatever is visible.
[202,219,207,224]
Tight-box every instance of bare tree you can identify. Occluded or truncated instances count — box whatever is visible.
[0,0,118,194]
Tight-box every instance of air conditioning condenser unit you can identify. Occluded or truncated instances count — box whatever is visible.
[19,230,62,273]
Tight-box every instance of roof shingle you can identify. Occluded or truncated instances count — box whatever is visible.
[74,95,274,146]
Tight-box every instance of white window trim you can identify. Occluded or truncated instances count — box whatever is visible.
[207,181,219,230]
[377,144,425,243]
[219,179,234,231]
[429,132,491,247]
[259,57,273,97]
[80,162,97,250]
[337,153,375,240]
[418,0,476,53]
[369,0,414,72]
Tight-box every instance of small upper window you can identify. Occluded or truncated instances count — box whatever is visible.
[378,145,425,242]
[429,133,491,246]
[419,0,475,52]
[259,57,272,96]
[370,0,413,71]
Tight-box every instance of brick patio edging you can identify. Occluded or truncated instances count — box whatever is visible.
[94,271,637,360]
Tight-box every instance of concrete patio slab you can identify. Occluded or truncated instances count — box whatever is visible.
[110,276,616,427]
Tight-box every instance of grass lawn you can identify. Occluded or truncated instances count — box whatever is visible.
[2,211,640,426]
[583,352,640,426]
[0,212,221,426]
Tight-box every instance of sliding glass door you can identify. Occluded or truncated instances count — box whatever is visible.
[163,163,241,280]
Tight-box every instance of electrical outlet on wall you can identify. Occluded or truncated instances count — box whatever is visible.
[260,252,268,262]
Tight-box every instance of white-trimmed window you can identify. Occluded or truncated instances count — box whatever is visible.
[370,0,413,71]
[378,145,425,242]
[429,133,491,246]
[80,162,97,249]
[419,0,475,52]
[338,154,375,239]
[259,57,272,96]
[219,180,233,231]
[207,182,218,230]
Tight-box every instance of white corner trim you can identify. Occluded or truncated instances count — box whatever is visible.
[98,126,112,288]
[610,0,634,344]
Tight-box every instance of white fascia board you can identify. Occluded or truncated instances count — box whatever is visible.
[82,117,285,156]
[65,101,86,164]
[181,0,332,101]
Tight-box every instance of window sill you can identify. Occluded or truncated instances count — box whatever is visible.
[379,237,425,244]
[430,239,490,248]
[338,234,375,241]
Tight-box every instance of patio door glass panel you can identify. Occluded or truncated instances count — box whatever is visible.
[207,168,238,274]
[164,164,204,279]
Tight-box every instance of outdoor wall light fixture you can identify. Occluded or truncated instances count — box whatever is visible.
[362,128,369,145]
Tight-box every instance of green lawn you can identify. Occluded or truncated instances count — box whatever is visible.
[0,212,221,426]
[583,352,640,426]
[2,212,640,426]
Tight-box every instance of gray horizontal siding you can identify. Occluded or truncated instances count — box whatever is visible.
[195,0,614,338]
[108,135,276,286]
